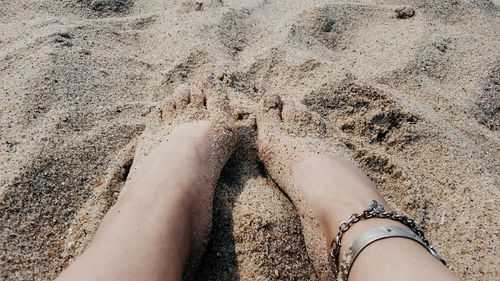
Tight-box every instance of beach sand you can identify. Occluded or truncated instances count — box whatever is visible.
[1,0,498,280]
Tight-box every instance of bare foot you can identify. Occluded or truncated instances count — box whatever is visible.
[126,76,238,275]
[60,76,239,281]
[256,94,397,279]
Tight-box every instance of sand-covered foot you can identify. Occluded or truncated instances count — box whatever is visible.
[55,76,238,281]
[256,94,393,279]
[124,75,238,276]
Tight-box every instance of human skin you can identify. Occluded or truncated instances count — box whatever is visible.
[56,78,237,281]
[256,94,460,281]
[292,156,459,281]
[57,90,459,281]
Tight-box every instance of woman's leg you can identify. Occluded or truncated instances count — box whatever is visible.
[256,94,459,281]
[56,80,237,281]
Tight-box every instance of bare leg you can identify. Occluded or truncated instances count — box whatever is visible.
[56,78,237,281]
[256,94,459,281]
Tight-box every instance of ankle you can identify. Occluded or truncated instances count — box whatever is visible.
[292,154,391,243]
[336,218,409,262]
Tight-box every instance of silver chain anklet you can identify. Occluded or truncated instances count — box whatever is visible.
[330,200,446,277]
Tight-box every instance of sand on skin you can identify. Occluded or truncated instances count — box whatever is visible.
[0,0,499,280]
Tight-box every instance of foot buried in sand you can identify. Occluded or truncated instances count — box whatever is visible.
[256,94,457,281]
[134,75,238,277]
[57,89,457,281]
[56,76,237,281]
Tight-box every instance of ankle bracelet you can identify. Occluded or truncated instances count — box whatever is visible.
[330,200,446,277]
[337,225,443,281]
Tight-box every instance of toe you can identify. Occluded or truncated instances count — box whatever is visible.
[198,74,233,126]
[173,84,191,109]
[160,97,176,120]
[197,73,219,103]
[256,94,283,133]
[282,103,326,137]
[206,90,235,132]
[282,104,312,124]
[196,73,217,91]
[189,86,206,108]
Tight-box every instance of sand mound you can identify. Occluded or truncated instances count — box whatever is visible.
[1,0,498,280]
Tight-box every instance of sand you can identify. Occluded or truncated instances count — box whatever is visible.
[0,0,498,280]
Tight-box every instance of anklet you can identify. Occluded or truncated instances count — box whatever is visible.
[337,225,442,281]
[330,200,446,277]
